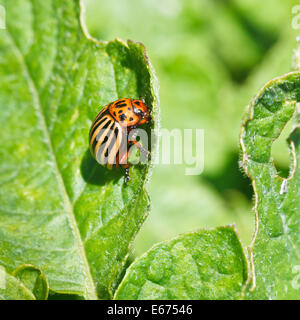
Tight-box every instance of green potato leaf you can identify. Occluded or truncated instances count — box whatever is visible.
[0,266,35,300]
[240,72,300,299]
[0,0,158,299]
[12,264,49,300]
[114,226,248,300]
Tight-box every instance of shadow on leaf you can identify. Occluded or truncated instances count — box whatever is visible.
[80,149,123,187]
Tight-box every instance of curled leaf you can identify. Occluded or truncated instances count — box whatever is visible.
[12,264,49,300]
[0,266,35,300]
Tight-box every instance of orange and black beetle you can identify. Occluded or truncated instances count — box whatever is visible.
[89,98,151,184]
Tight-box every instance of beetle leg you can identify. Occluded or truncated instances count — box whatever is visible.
[139,96,146,104]
[119,151,130,185]
[130,128,138,140]
[131,141,151,160]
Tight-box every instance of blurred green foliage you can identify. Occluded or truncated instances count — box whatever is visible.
[84,0,299,255]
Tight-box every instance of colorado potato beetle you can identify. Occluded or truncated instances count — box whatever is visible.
[89,98,151,184]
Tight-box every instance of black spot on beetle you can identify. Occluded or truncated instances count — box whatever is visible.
[100,135,108,146]
[129,117,133,121]
[118,110,123,114]
[115,99,125,105]
[115,103,127,108]
[120,114,126,121]
[134,101,140,105]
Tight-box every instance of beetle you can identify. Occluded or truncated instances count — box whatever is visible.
[89,98,151,184]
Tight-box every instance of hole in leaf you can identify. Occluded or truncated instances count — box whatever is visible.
[271,119,293,179]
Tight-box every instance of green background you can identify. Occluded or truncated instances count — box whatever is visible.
[84,0,299,256]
